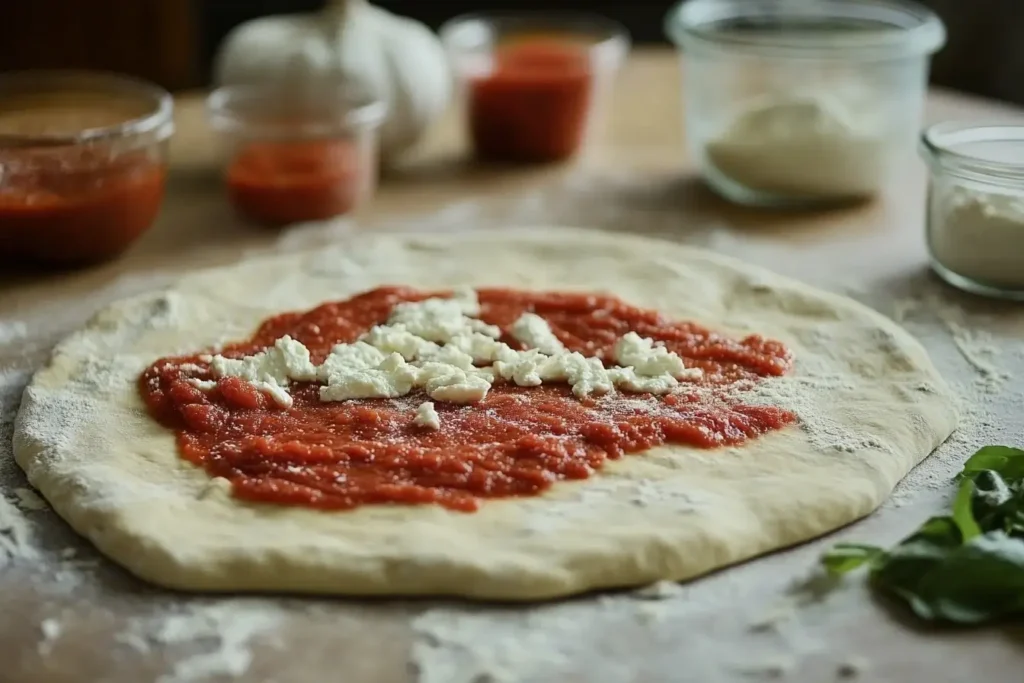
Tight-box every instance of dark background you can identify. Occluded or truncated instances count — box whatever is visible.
[2,1,1023,104]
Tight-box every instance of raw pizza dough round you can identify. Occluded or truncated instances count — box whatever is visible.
[13,228,958,600]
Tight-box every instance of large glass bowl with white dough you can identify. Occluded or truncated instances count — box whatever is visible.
[665,0,945,208]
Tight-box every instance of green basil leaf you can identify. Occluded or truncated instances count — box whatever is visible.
[966,470,1024,538]
[821,543,885,575]
[823,445,1024,625]
[952,479,982,542]
[893,532,1024,623]
[962,446,1024,483]
[869,517,962,615]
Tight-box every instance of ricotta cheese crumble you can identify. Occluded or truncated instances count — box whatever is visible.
[413,401,441,430]
[205,289,703,407]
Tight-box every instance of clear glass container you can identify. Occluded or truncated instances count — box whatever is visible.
[207,82,386,227]
[440,12,630,164]
[665,0,945,207]
[920,123,1024,300]
[0,71,173,267]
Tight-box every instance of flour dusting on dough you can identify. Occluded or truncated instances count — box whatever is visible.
[518,477,701,536]
[1,368,37,565]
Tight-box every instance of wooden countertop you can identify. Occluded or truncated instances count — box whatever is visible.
[3,48,1024,683]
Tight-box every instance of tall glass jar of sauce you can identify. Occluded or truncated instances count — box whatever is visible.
[441,12,630,164]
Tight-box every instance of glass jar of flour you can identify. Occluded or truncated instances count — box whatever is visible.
[665,0,945,208]
[921,123,1024,301]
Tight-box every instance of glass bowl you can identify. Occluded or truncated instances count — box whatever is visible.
[0,71,173,267]
[666,0,945,207]
[920,122,1024,300]
[207,82,386,227]
[440,12,630,164]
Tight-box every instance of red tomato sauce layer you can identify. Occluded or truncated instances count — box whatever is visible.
[140,287,795,512]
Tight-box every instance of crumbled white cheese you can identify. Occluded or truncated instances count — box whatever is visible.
[448,332,508,363]
[608,366,679,395]
[613,332,702,380]
[319,353,419,402]
[317,341,386,381]
[186,378,218,391]
[260,382,295,408]
[361,324,439,361]
[450,286,482,316]
[417,361,494,404]
[559,352,615,398]
[469,319,502,338]
[388,298,476,344]
[493,349,553,387]
[414,401,441,430]
[210,335,312,385]
[210,334,317,407]
[511,312,566,355]
[203,291,700,408]
[273,335,320,381]
[419,344,476,371]
[426,372,492,404]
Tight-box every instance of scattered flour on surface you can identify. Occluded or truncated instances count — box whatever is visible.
[14,487,47,511]
[1,368,38,565]
[633,580,686,600]
[121,602,283,683]
[37,617,62,654]
[0,320,28,345]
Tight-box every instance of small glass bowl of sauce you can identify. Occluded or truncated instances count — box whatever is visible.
[440,12,630,164]
[207,82,386,227]
[0,71,173,267]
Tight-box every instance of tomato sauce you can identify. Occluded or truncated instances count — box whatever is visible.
[226,139,367,226]
[140,287,796,512]
[468,39,594,163]
[0,147,165,266]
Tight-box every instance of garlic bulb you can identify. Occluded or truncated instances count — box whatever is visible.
[213,0,452,162]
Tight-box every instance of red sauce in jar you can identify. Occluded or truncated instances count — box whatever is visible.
[468,39,594,163]
[0,147,165,266]
[226,139,367,226]
[140,287,796,512]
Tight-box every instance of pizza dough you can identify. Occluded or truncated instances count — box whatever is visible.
[12,229,958,600]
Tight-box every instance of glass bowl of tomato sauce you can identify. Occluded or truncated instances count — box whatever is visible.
[440,12,630,164]
[0,71,173,267]
[207,82,386,227]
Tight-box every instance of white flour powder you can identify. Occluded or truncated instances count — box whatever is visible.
[929,185,1024,290]
[704,93,888,199]
[0,320,28,345]
[1,369,37,566]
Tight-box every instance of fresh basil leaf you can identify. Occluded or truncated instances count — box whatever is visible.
[823,445,1024,625]
[952,479,982,541]
[889,532,1024,623]
[821,543,885,575]
[961,446,1024,483]
[967,469,1020,536]
[869,517,962,614]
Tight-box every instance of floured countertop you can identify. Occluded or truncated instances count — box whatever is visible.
[3,51,1024,683]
